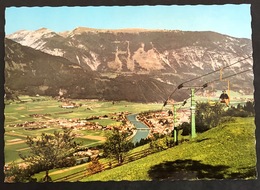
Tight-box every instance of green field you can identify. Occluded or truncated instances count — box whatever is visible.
[30,117,256,181]
[80,117,256,181]
[4,96,164,125]
[4,96,164,164]
[4,95,256,181]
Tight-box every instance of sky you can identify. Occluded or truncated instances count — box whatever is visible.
[5,4,251,39]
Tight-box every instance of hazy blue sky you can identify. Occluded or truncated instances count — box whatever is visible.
[5,4,251,38]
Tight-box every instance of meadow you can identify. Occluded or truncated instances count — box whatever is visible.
[31,116,256,181]
[4,95,163,164]
[81,117,256,181]
[4,94,256,181]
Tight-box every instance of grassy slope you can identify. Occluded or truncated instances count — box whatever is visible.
[81,117,256,181]
[32,144,151,181]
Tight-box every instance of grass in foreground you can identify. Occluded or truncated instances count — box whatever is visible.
[81,117,256,181]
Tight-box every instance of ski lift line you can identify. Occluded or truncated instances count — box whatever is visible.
[177,68,252,111]
[204,68,252,87]
[181,86,205,89]
[171,68,252,119]
[163,88,178,106]
[217,68,252,81]
[176,87,203,111]
[162,87,190,109]
[163,55,252,107]
[179,55,252,87]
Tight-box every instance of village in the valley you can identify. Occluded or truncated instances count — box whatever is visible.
[4,92,192,165]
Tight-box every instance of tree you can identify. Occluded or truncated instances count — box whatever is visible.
[223,101,255,117]
[243,101,255,116]
[4,162,36,183]
[179,122,191,136]
[195,102,225,132]
[102,128,134,164]
[19,128,80,182]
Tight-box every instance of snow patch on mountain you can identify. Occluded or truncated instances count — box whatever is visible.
[81,53,101,71]
[132,43,164,71]
[226,36,239,42]
[43,48,64,57]
[7,28,57,50]
[76,55,81,65]
[89,51,101,70]
[155,77,173,85]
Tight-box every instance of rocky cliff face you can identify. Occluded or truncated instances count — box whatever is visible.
[5,27,253,102]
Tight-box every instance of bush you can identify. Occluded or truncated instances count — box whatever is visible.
[179,122,191,136]
[223,102,255,117]
[4,162,37,183]
[135,138,151,147]
[165,137,175,148]
[88,158,103,174]
[149,137,172,152]
[57,157,77,167]
[195,102,225,132]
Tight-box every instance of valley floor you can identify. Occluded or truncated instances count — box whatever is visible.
[4,96,256,181]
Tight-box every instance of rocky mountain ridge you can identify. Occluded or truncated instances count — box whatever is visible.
[5,27,254,102]
[7,27,252,72]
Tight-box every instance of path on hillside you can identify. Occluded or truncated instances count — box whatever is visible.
[49,163,87,175]
[82,135,106,141]
[5,132,27,138]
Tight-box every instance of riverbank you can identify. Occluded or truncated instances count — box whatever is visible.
[127,114,150,143]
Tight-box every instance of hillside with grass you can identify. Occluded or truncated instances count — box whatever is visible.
[81,117,256,181]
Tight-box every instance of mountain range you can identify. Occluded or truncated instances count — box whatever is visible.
[5,27,253,102]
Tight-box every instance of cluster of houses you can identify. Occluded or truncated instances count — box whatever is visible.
[7,111,136,136]
[137,109,190,137]
[73,149,100,164]
[59,99,82,109]
[7,121,49,130]
[100,112,136,137]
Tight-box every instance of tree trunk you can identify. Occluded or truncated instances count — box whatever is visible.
[43,170,52,182]
[118,154,123,164]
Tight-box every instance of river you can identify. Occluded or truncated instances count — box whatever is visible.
[127,114,150,144]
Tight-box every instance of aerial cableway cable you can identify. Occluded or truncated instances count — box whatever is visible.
[163,55,252,107]
[176,88,203,112]
[179,55,252,87]
[203,68,252,87]
[172,68,253,111]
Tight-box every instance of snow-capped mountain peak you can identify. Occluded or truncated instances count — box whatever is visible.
[6,28,58,49]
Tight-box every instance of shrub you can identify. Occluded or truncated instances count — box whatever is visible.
[195,102,225,132]
[149,137,170,152]
[88,158,103,174]
[223,102,255,117]
[4,162,37,183]
[135,138,151,147]
[179,122,191,136]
